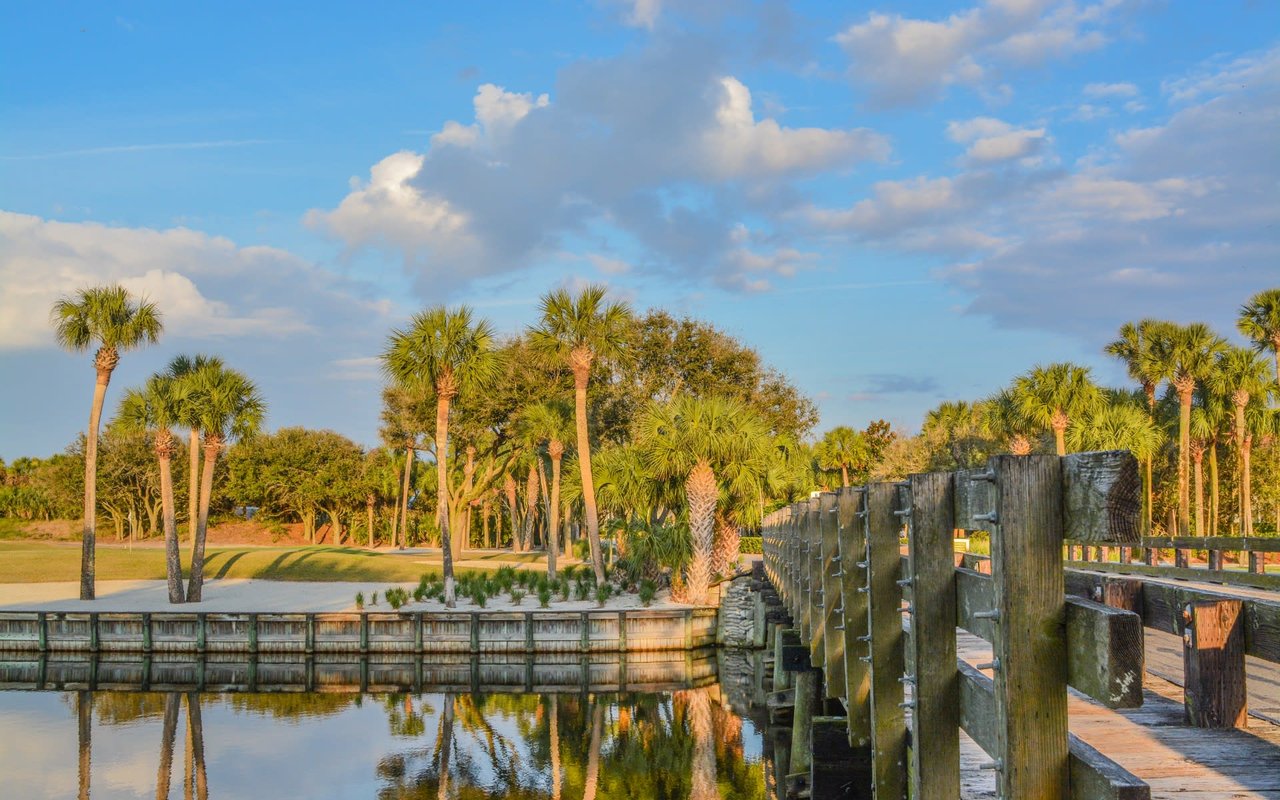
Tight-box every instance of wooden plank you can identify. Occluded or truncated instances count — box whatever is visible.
[959,570,1143,708]
[838,485,872,749]
[808,497,825,669]
[959,662,1150,800]
[1063,557,1280,592]
[865,482,907,800]
[1182,599,1246,728]
[988,454,1068,800]
[954,468,996,534]
[1062,451,1140,544]
[819,491,845,699]
[1141,536,1280,553]
[906,471,960,800]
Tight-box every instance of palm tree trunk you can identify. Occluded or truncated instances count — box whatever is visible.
[840,464,849,487]
[390,460,402,548]
[186,437,219,602]
[436,394,456,607]
[78,690,92,800]
[400,445,414,549]
[583,701,603,800]
[1210,439,1221,535]
[437,694,454,800]
[158,445,184,604]
[80,362,113,600]
[187,429,200,545]
[1177,384,1193,536]
[574,370,605,583]
[156,693,179,800]
[1143,455,1153,536]
[1193,449,1205,536]
[366,494,376,548]
[1234,399,1248,535]
[548,448,562,581]
[1052,420,1067,457]
[1243,434,1254,536]
[688,689,717,800]
[686,461,717,605]
[185,694,208,800]
[521,464,539,553]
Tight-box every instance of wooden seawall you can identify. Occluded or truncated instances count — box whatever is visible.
[0,608,718,654]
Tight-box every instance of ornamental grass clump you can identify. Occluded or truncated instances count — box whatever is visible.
[638,579,656,607]
[538,586,552,608]
[355,591,365,610]
[510,588,525,606]
[595,583,611,607]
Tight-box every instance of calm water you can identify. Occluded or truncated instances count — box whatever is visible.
[0,664,766,799]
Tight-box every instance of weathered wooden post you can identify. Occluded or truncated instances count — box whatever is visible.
[865,482,907,800]
[906,471,959,799]
[818,491,845,699]
[1182,599,1246,728]
[837,485,872,749]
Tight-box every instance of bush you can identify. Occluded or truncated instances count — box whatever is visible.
[574,580,591,601]
[510,589,525,606]
[638,579,656,607]
[355,591,365,609]
[595,583,611,607]
[538,586,552,608]
[559,579,571,601]
[473,589,488,608]
[385,587,409,610]
[370,591,379,606]
[738,536,762,555]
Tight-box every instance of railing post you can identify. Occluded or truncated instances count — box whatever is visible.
[837,486,871,749]
[865,482,907,800]
[988,454,1068,800]
[906,471,959,800]
[818,491,844,694]
[1182,599,1246,728]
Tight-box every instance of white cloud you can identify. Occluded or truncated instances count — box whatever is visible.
[1083,81,1138,98]
[0,211,382,350]
[624,0,661,29]
[586,253,632,275]
[836,0,1125,106]
[946,116,1048,163]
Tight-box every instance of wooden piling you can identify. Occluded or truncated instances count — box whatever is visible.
[1182,599,1246,728]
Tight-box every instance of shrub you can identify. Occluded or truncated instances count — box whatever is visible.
[473,589,488,608]
[595,583,610,607]
[385,587,409,610]
[370,591,379,606]
[510,589,525,606]
[538,586,552,608]
[738,536,762,555]
[638,579,656,607]
[355,591,365,609]
[559,579,571,601]
[574,580,590,601]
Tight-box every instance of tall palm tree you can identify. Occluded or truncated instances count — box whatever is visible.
[156,693,180,798]
[530,285,632,583]
[980,389,1034,455]
[185,363,264,601]
[1106,319,1170,533]
[382,306,501,607]
[638,396,771,604]
[77,690,92,800]
[166,355,223,545]
[814,426,869,486]
[1209,346,1274,534]
[52,285,163,599]
[1152,323,1225,536]
[117,375,185,603]
[685,688,718,800]
[518,400,574,580]
[1012,362,1101,457]
[1238,288,1280,385]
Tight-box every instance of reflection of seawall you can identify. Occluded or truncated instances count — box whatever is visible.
[0,649,721,694]
[0,608,719,654]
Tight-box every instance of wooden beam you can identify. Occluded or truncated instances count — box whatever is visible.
[958,569,1143,708]
[1182,599,1247,728]
[1063,557,1280,591]
[959,663,1150,800]
[810,716,873,800]
[819,491,846,700]
[808,497,825,669]
[865,482,907,800]
[838,485,872,749]
[1062,451,1140,543]
[906,471,960,800]
[988,454,1068,800]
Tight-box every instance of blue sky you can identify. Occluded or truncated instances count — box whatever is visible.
[2,0,1277,460]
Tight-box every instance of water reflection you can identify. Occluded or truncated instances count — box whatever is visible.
[3,672,765,799]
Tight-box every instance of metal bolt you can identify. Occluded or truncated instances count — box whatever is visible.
[896,578,913,587]
[973,609,1000,620]
[856,560,869,569]
[972,512,999,524]
[899,701,915,709]
[855,510,869,519]
[832,555,842,563]
[975,659,1001,671]
[857,586,870,594]
[893,507,913,517]
[971,469,997,483]
[857,634,872,642]
[899,676,916,684]
[859,655,871,663]
[979,760,1004,771]
[833,623,845,631]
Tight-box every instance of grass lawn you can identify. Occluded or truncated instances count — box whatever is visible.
[0,541,547,583]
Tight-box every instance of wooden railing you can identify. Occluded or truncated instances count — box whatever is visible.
[1066,536,1280,591]
[763,452,1149,800]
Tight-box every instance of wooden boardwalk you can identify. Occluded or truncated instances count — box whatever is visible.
[957,630,1280,799]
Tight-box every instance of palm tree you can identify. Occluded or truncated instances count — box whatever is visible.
[156,693,180,798]
[518,400,574,580]
[382,306,501,607]
[1152,323,1225,536]
[1012,363,1101,456]
[1238,288,1280,385]
[684,688,718,800]
[980,389,1034,456]
[530,285,633,583]
[1210,346,1277,534]
[814,426,869,486]
[117,375,185,603]
[166,355,223,545]
[638,396,771,604]
[77,690,92,800]
[921,401,985,469]
[185,363,264,601]
[1106,319,1170,533]
[52,285,163,600]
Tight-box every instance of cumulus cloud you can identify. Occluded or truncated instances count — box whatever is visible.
[835,0,1124,106]
[0,211,384,350]
[1083,81,1138,98]
[946,116,1048,163]
[308,39,887,295]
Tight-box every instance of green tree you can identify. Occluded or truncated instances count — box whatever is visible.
[638,396,770,603]
[920,401,987,470]
[1012,362,1102,456]
[1106,319,1170,532]
[51,284,163,600]
[1209,346,1275,534]
[1238,288,1280,385]
[530,285,633,583]
[117,374,186,602]
[382,306,502,606]
[980,388,1035,456]
[166,355,223,544]
[517,400,574,579]
[1152,323,1225,536]
[185,362,264,601]
[814,426,870,486]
